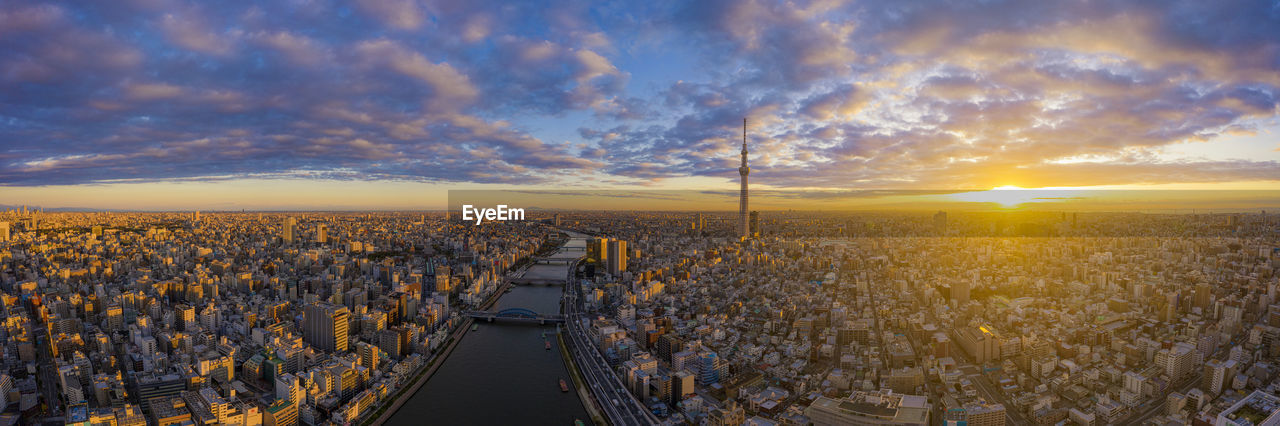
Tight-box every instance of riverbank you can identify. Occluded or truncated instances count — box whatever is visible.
[559,331,607,425]
[373,234,585,424]
[365,280,513,425]
[364,316,473,426]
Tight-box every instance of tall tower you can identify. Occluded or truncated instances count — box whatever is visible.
[282,217,295,244]
[738,118,750,239]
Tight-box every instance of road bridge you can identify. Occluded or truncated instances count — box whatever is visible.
[462,308,565,324]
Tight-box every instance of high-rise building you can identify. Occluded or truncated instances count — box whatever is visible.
[0,221,9,242]
[953,280,970,306]
[608,239,627,276]
[275,373,302,406]
[738,118,750,239]
[282,217,296,244]
[176,305,196,331]
[379,328,405,358]
[698,352,722,385]
[357,342,381,370]
[104,304,123,331]
[1157,342,1196,381]
[304,303,350,353]
[1204,359,1237,396]
[434,265,452,294]
[954,325,999,364]
[316,225,327,244]
[588,238,609,263]
[657,334,684,364]
[0,374,12,411]
[673,370,695,406]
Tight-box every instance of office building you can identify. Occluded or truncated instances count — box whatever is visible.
[806,390,931,426]
[657,334,684,364]
[588,237,609,263]
[1156,342,1196,381]
[953,280,970,306]
[608,239,627,276]
[1205,359,1238,396]
[1216,390,1280,426]
[304,303,350,353]
[149,397,193,426]
[674,370,695,406]
[115,404,146,426]
[282,217,296,243]
[954,325,999,364]
[265,399,298,426]
[965,402,1006,426]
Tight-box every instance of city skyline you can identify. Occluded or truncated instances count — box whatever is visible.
[6,2,1280,426]
[3,0,1280,210]
[9,187,1280,212]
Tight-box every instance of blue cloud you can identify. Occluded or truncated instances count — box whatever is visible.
[1,0,1279,189]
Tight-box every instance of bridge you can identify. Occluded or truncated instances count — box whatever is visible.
[463,308,565,324]
[531,256,577,265]
[508,276,566,285]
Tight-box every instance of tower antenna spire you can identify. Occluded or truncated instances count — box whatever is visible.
[738,117,750,239]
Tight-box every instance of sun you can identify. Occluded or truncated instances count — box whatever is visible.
[948,185,1050,208]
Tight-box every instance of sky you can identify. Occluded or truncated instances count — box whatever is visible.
[1,0,1279,210]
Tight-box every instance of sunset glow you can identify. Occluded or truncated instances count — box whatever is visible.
[1,0,1278,209]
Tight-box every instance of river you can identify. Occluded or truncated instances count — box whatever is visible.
[385,237,590,425]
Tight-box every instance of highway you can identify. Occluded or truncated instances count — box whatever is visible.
[558,249,659,426]
[36,331,62,417]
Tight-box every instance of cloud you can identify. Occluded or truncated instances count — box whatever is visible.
[582,0,1280,189]
[124,82,184,101]
[351,39,479,111]
[0,4,142,85]
[1,0,1279,191]
[355,0,426,31]
[251,30,331,67]
[158,11,237,56]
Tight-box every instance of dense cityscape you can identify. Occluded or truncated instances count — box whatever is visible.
[4,0,1280,425]
[1,205,1279,425]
